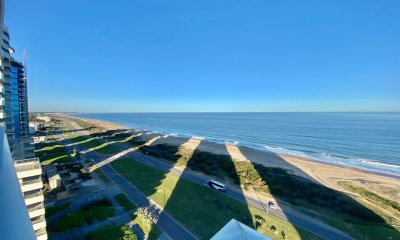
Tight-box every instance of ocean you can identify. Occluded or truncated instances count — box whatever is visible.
[71,112,400,177]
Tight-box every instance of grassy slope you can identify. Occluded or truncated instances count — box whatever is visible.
[111,158,322,240]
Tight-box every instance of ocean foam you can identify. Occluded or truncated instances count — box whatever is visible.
[262,145,400,177]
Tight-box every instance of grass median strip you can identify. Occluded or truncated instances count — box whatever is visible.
[111,158,322,240]
[68,135,120,154]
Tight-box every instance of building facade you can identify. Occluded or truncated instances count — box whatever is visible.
[0,0,47,239]
[11,57,34,160]
[14,158,48,240]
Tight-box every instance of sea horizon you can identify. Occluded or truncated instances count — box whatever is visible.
[71,112,400,177]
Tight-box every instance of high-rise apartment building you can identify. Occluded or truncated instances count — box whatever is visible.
[12,57,35,160]
[0,1,47,239]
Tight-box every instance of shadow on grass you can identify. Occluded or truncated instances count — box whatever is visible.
[146,140,254,239]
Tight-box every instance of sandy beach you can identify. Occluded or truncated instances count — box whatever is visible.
[62,114,400,204]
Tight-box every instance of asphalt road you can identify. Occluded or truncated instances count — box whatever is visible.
[101,164,198,240]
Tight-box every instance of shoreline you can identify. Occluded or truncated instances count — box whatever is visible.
[63,114,400,201]
[286,153,400,180]
[67,114,400,179]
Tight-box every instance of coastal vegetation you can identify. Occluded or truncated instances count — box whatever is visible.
[338,181,400,212]
[112,158,322,240]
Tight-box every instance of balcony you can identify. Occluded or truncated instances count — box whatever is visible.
[32,217,47,231]
[15,158,42,179]
[24,191,45,205]
[28,204,45,219]
[0,97,4,106]
[20,178,43,192]
[35,228,48,240]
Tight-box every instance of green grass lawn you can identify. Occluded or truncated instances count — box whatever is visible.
[114,193,136,211]
[45,203,71,218]
[95,167,111,183]
[68,135,120,154]
[35,143,74,165]
[48,199,116,232]
[111,158,322,240]
[86,225,137,240]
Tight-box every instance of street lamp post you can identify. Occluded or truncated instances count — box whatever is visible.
[163,191,166,208]
[254,187,268,214]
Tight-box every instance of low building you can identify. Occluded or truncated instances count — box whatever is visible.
[211,219,271,240]
[33,136,46,144]
[47,169,62,189]
[29,122,43,134]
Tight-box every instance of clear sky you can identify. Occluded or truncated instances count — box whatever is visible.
[6,0,400,112]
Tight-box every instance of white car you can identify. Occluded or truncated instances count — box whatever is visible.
[268,201,277,209]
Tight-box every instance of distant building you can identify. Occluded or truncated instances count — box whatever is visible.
[33,136,46,144]
[36,115,51,122]
[211,219,272,240]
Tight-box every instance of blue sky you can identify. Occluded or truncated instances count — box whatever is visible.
[6,0,400,112]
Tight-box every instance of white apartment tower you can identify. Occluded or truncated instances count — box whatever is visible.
[0,1,47,239]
